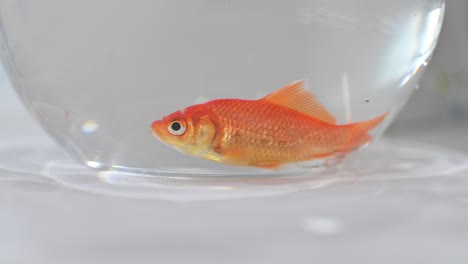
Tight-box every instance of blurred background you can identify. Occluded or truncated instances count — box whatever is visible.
[0,1,467,264]
[388,0,468,150]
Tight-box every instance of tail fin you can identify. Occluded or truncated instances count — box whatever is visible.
[341,113,388,150]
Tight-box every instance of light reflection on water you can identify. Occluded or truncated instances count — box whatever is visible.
[81,119,99,134]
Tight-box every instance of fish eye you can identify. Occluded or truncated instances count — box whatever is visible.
[168,119,187,136]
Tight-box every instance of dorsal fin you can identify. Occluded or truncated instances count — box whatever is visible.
[261,80,337,124]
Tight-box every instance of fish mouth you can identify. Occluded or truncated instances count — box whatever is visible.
[150,120,164,138]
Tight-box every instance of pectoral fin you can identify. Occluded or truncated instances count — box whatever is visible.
[253,162,282,170]
[212,147,251,166]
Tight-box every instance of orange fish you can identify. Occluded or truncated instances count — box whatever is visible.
[151,80,387,169]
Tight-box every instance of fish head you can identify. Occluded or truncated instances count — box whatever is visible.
[151,105,216,157]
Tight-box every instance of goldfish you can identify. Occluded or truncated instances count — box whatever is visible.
[151,80,387,169]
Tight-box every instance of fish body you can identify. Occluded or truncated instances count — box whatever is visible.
[151,81,387,169]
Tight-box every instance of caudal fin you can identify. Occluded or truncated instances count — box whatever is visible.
[342,113,388,150]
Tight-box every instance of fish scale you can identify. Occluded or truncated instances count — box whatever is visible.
[206,99,341,163]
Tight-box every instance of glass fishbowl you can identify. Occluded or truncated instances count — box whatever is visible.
[0,0,445,177]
